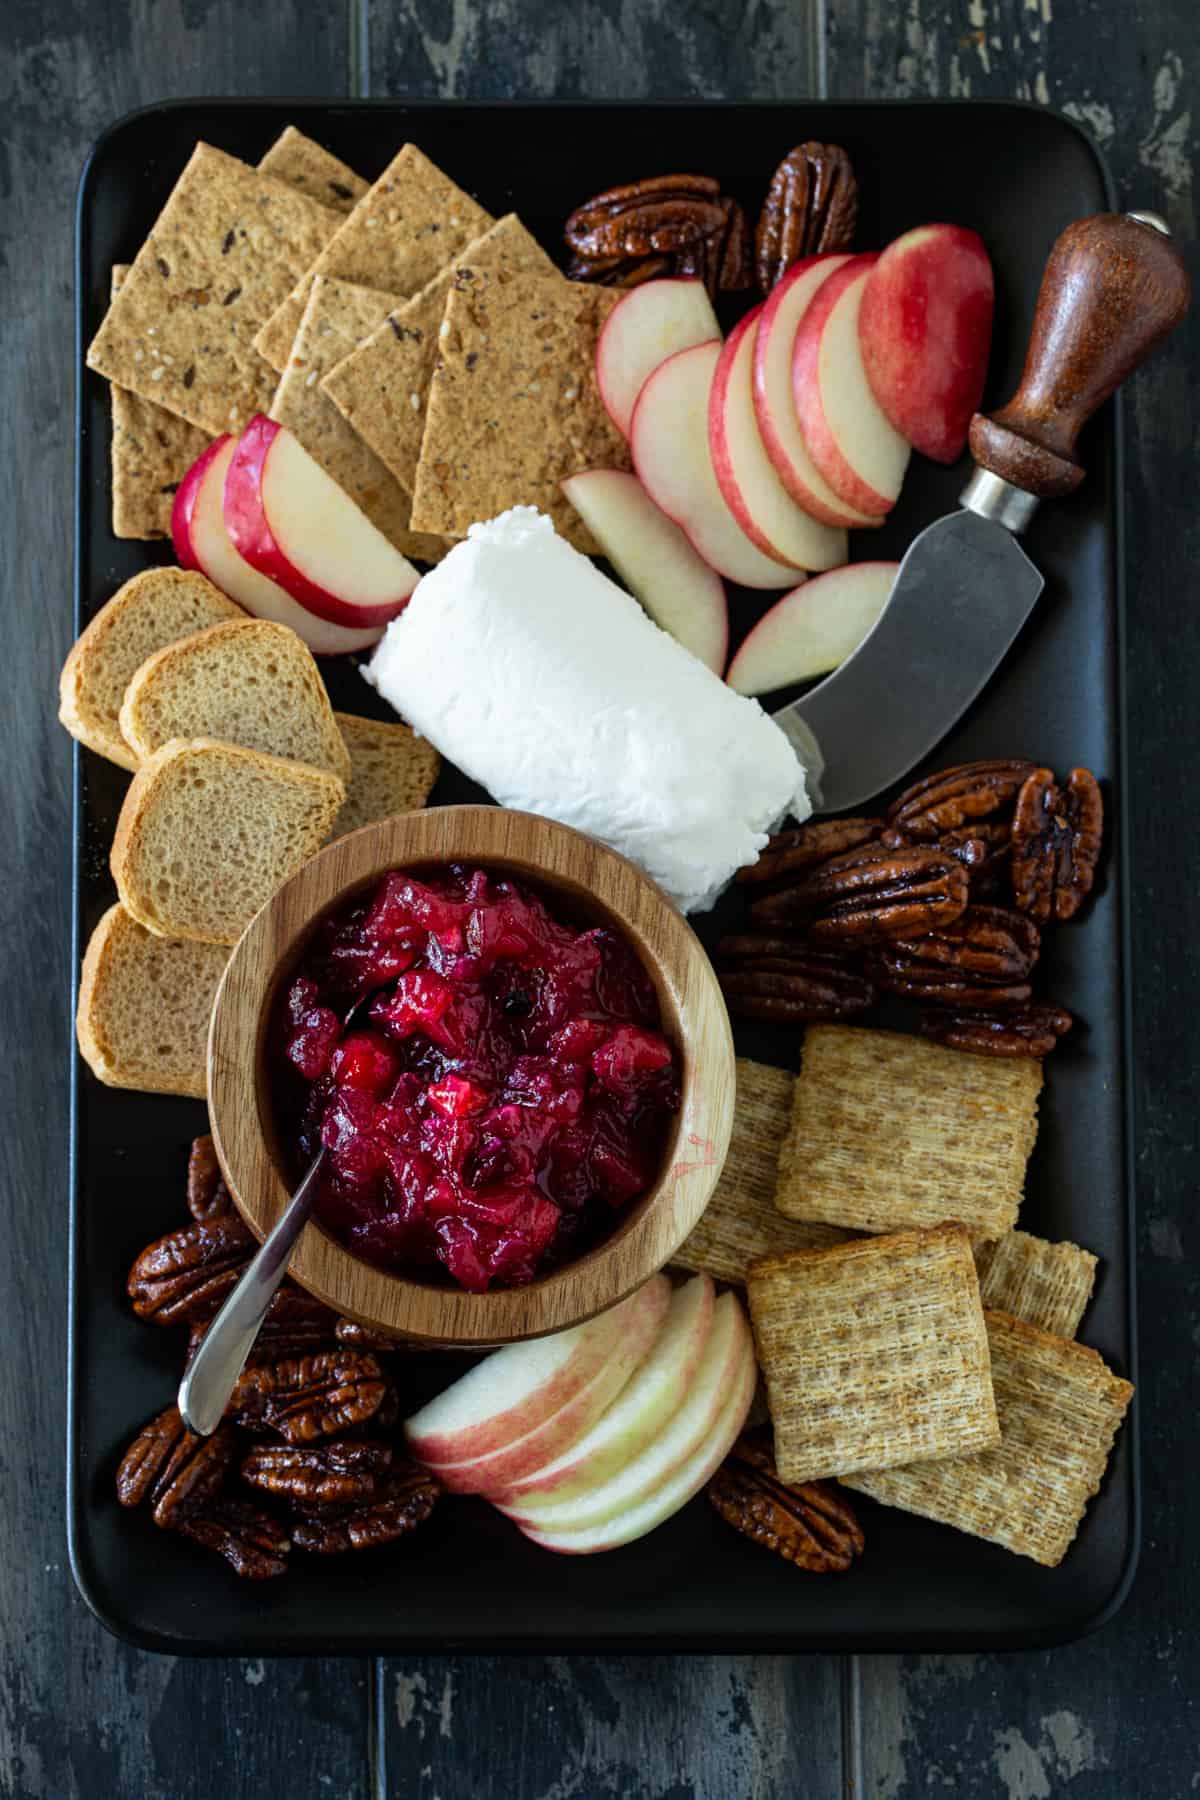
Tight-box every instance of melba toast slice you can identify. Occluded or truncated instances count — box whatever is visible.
[76,903,229,1098]
[330,712,441,838]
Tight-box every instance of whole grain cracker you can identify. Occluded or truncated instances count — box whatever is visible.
[256,126,368,212]
[674,1058,851,1285]
[268,276,450,563]
[320,214,560,494]
[747,1223,999,1484]
[254,144,494,372]
[87,144,341,437]
[330,712,441,839]
[776,1025,1041,1241]
[973,1230,1097,1339]
[108,265,212,539]
[843,1310,1133,1566]
[410,273,630,552]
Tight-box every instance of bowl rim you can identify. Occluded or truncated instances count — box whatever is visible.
[207,805,735,1345]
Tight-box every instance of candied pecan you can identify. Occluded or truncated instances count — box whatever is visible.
[115,1404,237,1528]
[719,950,877,1023]
[186,1134,232,1221]
[888,904,1041,980]
[187,1287,339,1368]
[1011,767,1104,923]
[749,842,968,945]
[230,1350,389,1444]
[127,1212,255,1326]
[335,1316,404,1353]
[241,1439,393,1512]
[292,1463,441,1555]
[564,174,751,297]
[919,1001,1073,1057]
[708,1428,863,1571]
[888,759,1037,840]
[177,1497,290,1580]
[735,818,883,886]
[755,143,858,295]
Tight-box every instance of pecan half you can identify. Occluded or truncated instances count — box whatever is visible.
[116,1405,238,1528]
[919,1001,1073,1057]
[335,1317,405,1353]
[230,1350,389,1444]
[1011,767,1104,923]
[291,1463,441,1555]
[718,942,877,1022]
[241,1438,393,1512]
[127,1213,255,1326]
[177,1497,291,1580]
[735,818,882,886]
[708,1427,864,1571]
[564,174,751,297]
[888,759,1037,840]
[749,842,968,945]
[187,1287,340,1368]
[186,1134,232,1221]
[887,904,1041,981]
[755,143,858,295]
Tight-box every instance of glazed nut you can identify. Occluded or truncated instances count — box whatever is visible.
[186,1286,340,1369]
[186,1133,232,1221]
[1011,767,1104,923]
[708,1427,864,1571]
[176,1497,291,1580]
[115,1404,238,1528]
[918,1000,1074,1057]
[564,173,752,296]
[127,1212,255,1326]
[749,842,969,945]
[887,759,1037,840]
[291,1463,441,1555]
[241,1438,394,1512]
[230,1350,391,1444]
[887,903,1041,980]
[735,817,883,886]
[755,142,859,295]
[718,942,878,1022]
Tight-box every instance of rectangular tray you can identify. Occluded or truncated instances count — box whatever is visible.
[70,98,1135,1654]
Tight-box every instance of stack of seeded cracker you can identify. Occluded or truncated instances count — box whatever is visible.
[87,129,628,553]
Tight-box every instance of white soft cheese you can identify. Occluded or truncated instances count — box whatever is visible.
[365,508,810,913]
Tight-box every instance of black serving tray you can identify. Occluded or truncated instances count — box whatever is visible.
[70,99,1135,1654]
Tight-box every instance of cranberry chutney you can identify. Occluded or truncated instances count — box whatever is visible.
[273,864,682,1293]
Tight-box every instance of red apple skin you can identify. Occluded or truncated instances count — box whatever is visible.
[171,435,230,571]
[858,224,994,464]
[792,254,903,519]
[224,416,414,630]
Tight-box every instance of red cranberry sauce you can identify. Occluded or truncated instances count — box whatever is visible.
[273,866,681,1293]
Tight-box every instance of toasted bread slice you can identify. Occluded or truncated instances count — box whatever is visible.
[119,618,350,780]
[76,903,229,1097]
[111,737,344,945]
[330,712,440,838]
[59,569,243,770]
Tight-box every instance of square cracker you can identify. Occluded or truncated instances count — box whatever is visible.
[256,126,368,212]
[254,144,494,372]
[410,273,630,553]
[268,277,449,563]
[674,1058,851,1285]
[843,1310,1133,1566]
[320,213,560,494]
[331,713,441,839]
[776,1025,1041,1241]
[973,1230,1097,1339]
[86,143,340,437]
[108,266,211,539]
[747,1222,999,1484]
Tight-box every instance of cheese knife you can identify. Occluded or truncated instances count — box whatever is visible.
[773,210,1190,814]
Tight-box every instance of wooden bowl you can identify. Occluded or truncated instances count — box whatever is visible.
[208,806,735,1346]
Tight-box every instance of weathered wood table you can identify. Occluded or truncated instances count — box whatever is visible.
[2,1,1195,1793]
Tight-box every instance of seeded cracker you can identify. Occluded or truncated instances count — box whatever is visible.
[331,713,441,839]
[747,1223,999,1484]
[675,1058,851,1285]
[254,145,495,372]
[87,144,341,437]
[410,274,630,553]
[108,266,211,539]
[776,1025,1041,1240]
[268,277,450,563]
[844,1311,1133,1566]
[256,126,368,213]
[321,214,560,494]
[973,1230,1097,1338]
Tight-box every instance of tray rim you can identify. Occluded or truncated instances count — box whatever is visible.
[67,94,1137,1657]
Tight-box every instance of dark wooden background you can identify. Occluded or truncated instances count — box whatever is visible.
[2,0,1196,1793]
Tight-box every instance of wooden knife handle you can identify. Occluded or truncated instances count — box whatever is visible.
[968,212,1191,497]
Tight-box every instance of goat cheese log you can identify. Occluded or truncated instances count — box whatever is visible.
[366,508,810,912]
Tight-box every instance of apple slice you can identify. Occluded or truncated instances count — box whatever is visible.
[726,561,899,696]
[561,470,729,672]
[792,255,911,518]
[516,1308,757,1553]
[709,306,848,573]
[223,416,419,630]
[426,1276,671,1496]
[595,277,721,437]
[752,254,878,530]
[498,1288,751,1532]
[493,1273,716,1507]
[858,223,994,464]
[404,1277,667,1470]
[171,437,384,656]
[631,342,806,590]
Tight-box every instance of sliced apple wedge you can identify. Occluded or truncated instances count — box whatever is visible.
[709,306,848,573]
[792,255,911,519]
[561,470,729,672]
[171,437,384,655]
[493,1273,716,1507]
[630,342,806,591]
[595,277,721,437]
[727,561,899,696]
[752,254,878,530]
[223,415,419,631]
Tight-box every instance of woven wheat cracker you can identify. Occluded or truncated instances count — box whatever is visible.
[973,1230,1097,1338]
